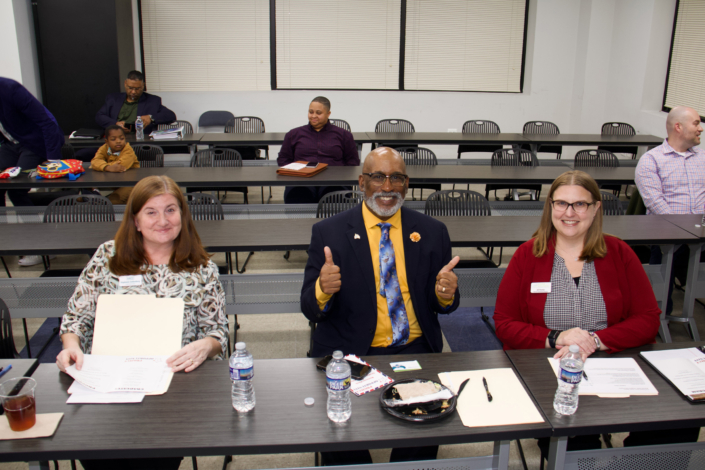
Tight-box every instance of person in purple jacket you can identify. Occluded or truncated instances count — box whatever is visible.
[95,70,176,136]
[0,77,64,207]
[277,96,360,203]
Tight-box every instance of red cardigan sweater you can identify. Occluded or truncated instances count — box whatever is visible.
[494,235,661,353]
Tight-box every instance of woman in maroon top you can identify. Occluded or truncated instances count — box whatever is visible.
[494,170,696,455]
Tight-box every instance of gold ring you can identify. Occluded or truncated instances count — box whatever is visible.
[189,359,194,365]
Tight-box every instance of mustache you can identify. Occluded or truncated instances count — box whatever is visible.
[372,192,400,200]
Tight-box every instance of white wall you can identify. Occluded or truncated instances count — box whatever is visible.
[0,0,42,100]
[0,1,23,83]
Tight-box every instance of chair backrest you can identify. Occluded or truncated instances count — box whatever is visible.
[225,116,265,134]
[574,149,620,168]
[131,144,164,168]
[158,120,194,134]
[186,193,225,221]
[600,190,624,216]
[424,190,492,217]
[375,119,415,133]
[601,122,635,137]
[0,298,19,359]
[198,111,235,131]
[462,120,500,134]
[190,148,242,168]
[316,190,364,219]
[522,121,560,135]
[329,119,352,132]
[43,194,115,223]
[397,147,437,166]
[490,149,538,167]
[61,143,76,159]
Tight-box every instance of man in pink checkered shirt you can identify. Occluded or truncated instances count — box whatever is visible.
[636,106,704,316]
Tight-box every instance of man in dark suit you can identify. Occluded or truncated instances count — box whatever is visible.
[95,70,176,136]
[301,147,460,464]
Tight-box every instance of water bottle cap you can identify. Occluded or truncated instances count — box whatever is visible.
[235,342,246,350]
[332,350,343,359]
[304,397,315,407]
[569,344,580,353]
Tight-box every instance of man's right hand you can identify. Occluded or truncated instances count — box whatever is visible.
[116,121,129,131]
[319,246,341,295]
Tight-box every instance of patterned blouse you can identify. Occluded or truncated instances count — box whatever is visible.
[543,252,608,332]
[60,241,229,359]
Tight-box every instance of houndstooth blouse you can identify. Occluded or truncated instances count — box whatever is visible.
[60,241,229,359]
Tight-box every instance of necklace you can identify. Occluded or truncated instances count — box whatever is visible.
[555,246,581,262]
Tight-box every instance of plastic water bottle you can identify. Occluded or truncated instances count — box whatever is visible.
[229,342,255,412]
[135,116,144,140]
[553,344,584,415]
[326,350,351,422]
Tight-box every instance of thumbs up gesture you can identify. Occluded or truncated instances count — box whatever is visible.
[319,246,342,295]
[436,256,460,300]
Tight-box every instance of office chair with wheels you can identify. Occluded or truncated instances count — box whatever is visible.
[373,119,416,150]
[485,149,541,200]
[397,147,440,200]
[521,121,562,159]
[574,149,622,196]
[131,144,164,168]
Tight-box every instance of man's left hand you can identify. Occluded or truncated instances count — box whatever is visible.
[140,115,152,126]
[436,256,460,300]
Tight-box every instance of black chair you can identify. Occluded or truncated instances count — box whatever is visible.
[424,190,500,330]
[61,143,76,159]
[157,120,195,155]
[305,190,365,356]
[599,122,638,159]
[0,298,20,359]
[190,148,248,204]
[457,120,503,158]
[131,144,164,168]
[197,110,235,132]
[329,119,351,132]
[521,121,562,159]
[373,119,415,150]
[185,193,234,275]
[574,149,622,196]
[600,190,624,216]
[224,116,270,201]
[397,147,440,200]
[485,149,541,200]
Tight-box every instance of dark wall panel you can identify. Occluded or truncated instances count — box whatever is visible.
[34,0,120,134]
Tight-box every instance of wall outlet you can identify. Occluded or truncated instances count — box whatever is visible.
[447,128,458,133]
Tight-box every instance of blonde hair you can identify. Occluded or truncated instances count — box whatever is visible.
[532,170,606,261]
[109,175,210,275]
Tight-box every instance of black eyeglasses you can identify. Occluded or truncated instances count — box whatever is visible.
[362,173,408,187]
[550,199,595,214]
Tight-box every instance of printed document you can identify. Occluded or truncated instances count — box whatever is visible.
[548,357,657,396]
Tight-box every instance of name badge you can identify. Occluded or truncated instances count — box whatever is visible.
[530,282,551,294]
[119,275,142,287]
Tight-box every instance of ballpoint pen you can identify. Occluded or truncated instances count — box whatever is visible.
[482,377,493,402]
[582,370,589,381]
[0,364,12,379]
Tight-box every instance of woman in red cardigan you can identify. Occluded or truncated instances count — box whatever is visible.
[495,170,696,454]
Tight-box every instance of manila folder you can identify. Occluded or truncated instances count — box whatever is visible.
[92,294,184,395]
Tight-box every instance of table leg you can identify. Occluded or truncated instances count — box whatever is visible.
[546,435,567,470]
[28,462,49,470]
[491,440,510,470]
[672,242,703,341]
[658,244,675,343]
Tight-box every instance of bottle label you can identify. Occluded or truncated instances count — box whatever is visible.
[326,375,351,391]
[560,368,582,384]
[230,366,254,381]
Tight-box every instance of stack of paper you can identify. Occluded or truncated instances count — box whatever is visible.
[439,368,544,427]
[640,348,705,401]
[548,357,658,397]
[149,127,184,140]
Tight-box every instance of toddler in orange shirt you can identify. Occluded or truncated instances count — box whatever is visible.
[90,125,139,204]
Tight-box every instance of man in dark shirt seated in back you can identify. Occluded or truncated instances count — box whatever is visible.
[277,96,359,204]
[95,70,176,136]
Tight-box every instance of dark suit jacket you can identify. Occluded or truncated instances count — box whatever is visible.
[0,77,64,160]
[95,92,176,135]
[301,205,460,357]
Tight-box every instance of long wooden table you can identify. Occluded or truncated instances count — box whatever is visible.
[0,352,550,468]
[508,342,705,470]
[0,165,638,190]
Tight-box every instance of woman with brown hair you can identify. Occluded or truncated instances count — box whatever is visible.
[494,170,698,455]
[57,175,228,374]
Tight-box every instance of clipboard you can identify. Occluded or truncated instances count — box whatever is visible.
[276,161,328,177]
[92,294,184,395]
